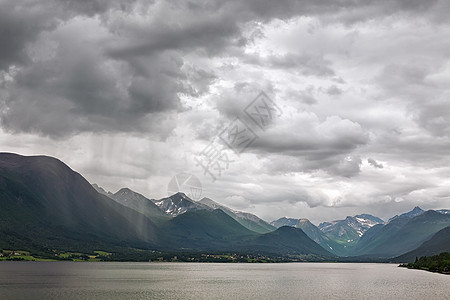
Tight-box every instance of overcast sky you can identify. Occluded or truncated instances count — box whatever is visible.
[1,0,450,224]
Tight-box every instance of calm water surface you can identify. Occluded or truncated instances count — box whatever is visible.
[0,262,448,299]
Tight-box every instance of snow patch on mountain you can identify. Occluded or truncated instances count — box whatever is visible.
[152,193,211,217]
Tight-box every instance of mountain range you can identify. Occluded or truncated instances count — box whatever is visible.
[93,184,276,234]
[270,218,347,256]
[0,152,448,262]
[271,209,450,259]
[349,210,450,258]
[388,206,424,222]
[317,214,385,245]
[0,153,331,259]
[198,198,276,234]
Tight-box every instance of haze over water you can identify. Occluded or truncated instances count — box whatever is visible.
[0,262,448,300]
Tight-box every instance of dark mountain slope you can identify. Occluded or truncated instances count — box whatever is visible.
[110,188,169,223]
[295,219,347,256]
[244,226,334,258]
[270,217,347,256]
[158,209,333,258]
[388,206,424,222]
[0,153,159,251]
[199,197,275,234]
[352,211,450,257]
[351,216,410,256]
[159,209,258,250]
[393,226,450,263]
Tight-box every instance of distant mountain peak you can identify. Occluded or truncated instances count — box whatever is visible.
[92,183,113,196]
[115,187,133,194]
[113,188,152,200]
[152,192,209,217]
[270,217,300,228]
[199,197,276,234]
[269,216,348,256]
[388,206,425,222]
[170,192,190,199]
[318,214,384,246]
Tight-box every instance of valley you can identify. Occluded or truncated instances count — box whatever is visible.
[0,153,449,264]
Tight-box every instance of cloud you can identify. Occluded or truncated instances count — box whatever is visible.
[0,0,136,70]
[243,52,335,77]
[0,16,192,137]
[325,85,342,96]
[2,0,449,138]
[0,1,56,71]
[368,158,383,169]
[250,113,369,162]
[1,0,450,223]
[329,155,363,177]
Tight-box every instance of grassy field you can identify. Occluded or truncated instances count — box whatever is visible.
[0,249,112,262]
[0,255,56,261]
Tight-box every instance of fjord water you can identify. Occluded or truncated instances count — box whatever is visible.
[0,262,448,299]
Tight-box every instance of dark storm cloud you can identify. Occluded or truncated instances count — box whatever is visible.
[1,0,449,137]
[2,18,178,136]
[261,153,364,178]
[106,14,242,59]
[59,0,136,16]
[0,19,181,137]
[246,115,370,177]
[1,0,449,223]
[250,116,369,158]
[213,82,277,123]
[0,0,244,137]
[238,0,448,25]
[0,14,189,136]
[0,0,135,70]
[0,1,56,70]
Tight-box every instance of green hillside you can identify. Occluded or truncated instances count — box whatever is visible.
[199,198,276,234]
[110,188,170,224]
[352,212,450,257]
[394,226,450,263]
[243,226,335,258]
[293,219,347,256]
[159,209,258,250]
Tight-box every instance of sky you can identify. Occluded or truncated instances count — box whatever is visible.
[1,0,450,224]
